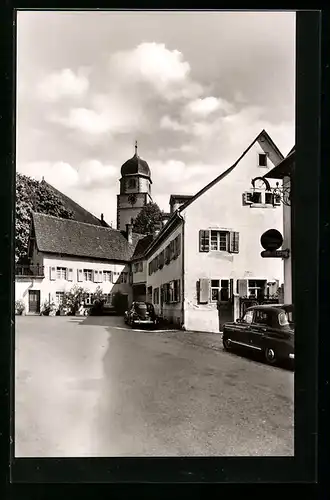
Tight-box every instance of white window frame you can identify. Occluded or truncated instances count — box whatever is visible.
[210,279,230,302]
[85,293,94,305]
[55,291,64,305]
[103,270,112,282]
[83,269,93,282]
[248,279,266,298]
[56,267,67,280]
[210,230,229,252]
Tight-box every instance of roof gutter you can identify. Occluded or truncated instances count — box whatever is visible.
[177,211,185,330]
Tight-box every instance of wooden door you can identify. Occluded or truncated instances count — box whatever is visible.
[28,290,40,313]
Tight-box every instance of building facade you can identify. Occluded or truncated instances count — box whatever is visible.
[16,213,141,314]
[143,130,285,333]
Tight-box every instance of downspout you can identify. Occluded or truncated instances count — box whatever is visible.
[178,212,185,330]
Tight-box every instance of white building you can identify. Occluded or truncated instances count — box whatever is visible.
[141,129,285,332]
[16,212,143,314]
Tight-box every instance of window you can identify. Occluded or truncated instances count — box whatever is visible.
[56,267,67,280]
[147,286,153,301]
[104,293,112,305]
[199,230,210,252]
[120,272,128,283]
[139,262,143,272]
[211,279,230,302]
[210,230,229,251]
[85,293,94,305]
[55,291,64,305]
[83,269,93,281]
[148,262,152,275]
[159,251,164,268]
[251,192,262,204]
[103,270,112,282]
[127,178,136,189]
[254,310,271,326]
[112,271,120,283]
[248,280,266,299]
[165,245,171,264]
[265,192,274,205]
[242,310,253,324]
[278,312,289,326]
[153,287,160,305]
[259,153,267,167]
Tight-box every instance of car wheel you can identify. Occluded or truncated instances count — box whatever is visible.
[264,347,277,364]
[223,337,232,351]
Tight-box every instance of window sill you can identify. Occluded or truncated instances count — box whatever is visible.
[250,203,276,208]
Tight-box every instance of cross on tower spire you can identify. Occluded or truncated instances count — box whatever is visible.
[135,140,138,156]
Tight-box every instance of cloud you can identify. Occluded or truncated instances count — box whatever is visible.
[185,96,233,116]
[159,115,188,132]
[37,68,90,102]
[109,42,203,101]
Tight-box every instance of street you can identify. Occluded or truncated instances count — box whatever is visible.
[15,315,294,457]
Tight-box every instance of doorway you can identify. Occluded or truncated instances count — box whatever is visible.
[28,290,40,314]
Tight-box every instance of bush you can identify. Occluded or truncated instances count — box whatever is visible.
[15,299,25,315]
[40,300,57,316]
[62,286,88,315]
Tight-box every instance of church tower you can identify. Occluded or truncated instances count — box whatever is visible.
[117,141,152,231]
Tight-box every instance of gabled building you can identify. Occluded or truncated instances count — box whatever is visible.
[16,212,143,314]
[140,129,285,332]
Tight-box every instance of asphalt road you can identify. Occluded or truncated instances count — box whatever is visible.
[15,315,294,457]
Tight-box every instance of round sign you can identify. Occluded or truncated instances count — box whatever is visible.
[260,229,283,251]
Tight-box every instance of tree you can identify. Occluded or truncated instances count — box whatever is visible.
[62,285,88,316]
[15,173,74,263]
[132,202,163,235]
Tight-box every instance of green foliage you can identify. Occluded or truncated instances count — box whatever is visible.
[62,285,88,315]
[15,299,25,315]
[132,202,163,235]
[15,173,74,264]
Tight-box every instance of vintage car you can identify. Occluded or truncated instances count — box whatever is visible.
[222,304,294,364]
[124,301,157,328]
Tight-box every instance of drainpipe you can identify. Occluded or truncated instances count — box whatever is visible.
[177,212,185,330]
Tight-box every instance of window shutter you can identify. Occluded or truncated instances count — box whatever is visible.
[199,278,209,304]
[159,250,164,268]
[77,269,83,282]
[68,268,73,281]
[140,262,143,272]
[237,279,248,297]
[50,266,56,280]
[177,235,181,256]
[229,232,239,253]
[242,192,253,205]
[199,230,209,252]
[176,279,181,302]
[93,270,98,283]
[229,278,234,299]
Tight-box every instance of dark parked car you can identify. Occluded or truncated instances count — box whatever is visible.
[124,301,157,328]
[222,304,294,364]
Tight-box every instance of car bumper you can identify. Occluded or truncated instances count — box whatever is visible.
[289,353,295,360]
[134,319,154,324]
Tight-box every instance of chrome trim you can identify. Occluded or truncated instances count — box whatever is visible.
[289,353,295,359]
[229,339,262,351]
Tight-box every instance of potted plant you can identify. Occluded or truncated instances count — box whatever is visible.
[15,299,25,316]
[40,300,57,316]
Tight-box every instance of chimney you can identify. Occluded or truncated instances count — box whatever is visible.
[126,223,133,244]
[100,213,104,222]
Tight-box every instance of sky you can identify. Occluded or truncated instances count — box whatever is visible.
[16,10,295,227]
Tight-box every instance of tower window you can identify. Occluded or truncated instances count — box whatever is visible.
[127,178,137,189]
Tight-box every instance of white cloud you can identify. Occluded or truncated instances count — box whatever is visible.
[186,96,233,116]
[37,68,90,102]
[159,115,188,132]
[20,161,79,187]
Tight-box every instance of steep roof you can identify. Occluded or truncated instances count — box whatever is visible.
[32,212,142,262]
[131,234,155,261]
[265,146,295,179]
[42,180,109,227]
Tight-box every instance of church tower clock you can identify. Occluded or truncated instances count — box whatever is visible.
[117,141,152,231]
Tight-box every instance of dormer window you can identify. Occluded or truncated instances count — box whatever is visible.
[259,153,268,167]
